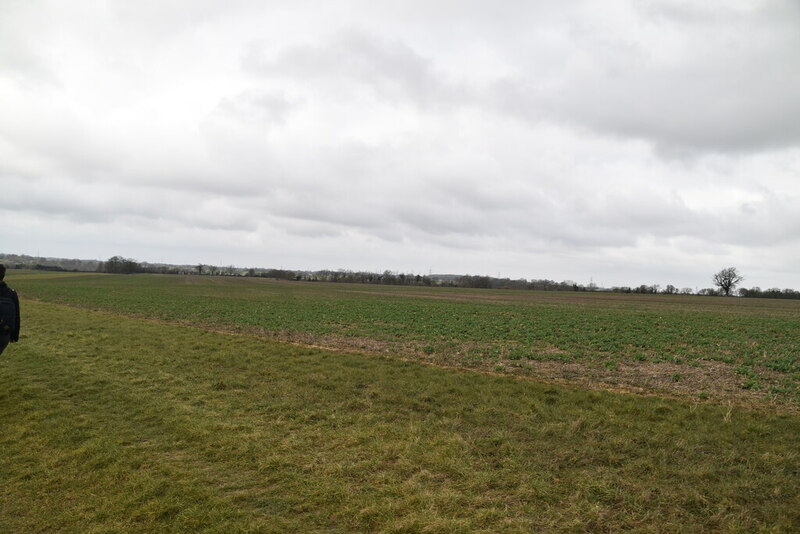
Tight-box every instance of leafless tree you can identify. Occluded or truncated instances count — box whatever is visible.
[713,267,744,296]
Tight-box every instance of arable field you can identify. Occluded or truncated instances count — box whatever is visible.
[10,271,800,407]
[1,271,799,532]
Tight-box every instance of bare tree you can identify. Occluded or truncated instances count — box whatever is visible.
[713,267,744,296]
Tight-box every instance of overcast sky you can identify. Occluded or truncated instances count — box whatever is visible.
[2,0,799,289]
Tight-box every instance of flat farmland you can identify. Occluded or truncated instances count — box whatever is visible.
[2,271,799,532]
[11,272,800,408]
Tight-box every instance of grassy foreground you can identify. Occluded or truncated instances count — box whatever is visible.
[1,300,798,532]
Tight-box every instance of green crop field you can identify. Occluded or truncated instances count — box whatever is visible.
[10,271,800,406]
[2,271,799,532]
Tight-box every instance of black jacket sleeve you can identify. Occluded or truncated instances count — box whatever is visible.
[11,289,19,342]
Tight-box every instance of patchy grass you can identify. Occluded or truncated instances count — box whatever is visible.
[1,300,798,532]
[11,272,800,406]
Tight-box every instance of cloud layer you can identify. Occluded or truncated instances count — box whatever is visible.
[2,1,799,288]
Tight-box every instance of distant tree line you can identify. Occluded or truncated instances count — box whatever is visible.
[738,287,800,299]
[97,256,145,274]
[0,253,100,272]
[91,258,600,291]
[253,269,598,291]
[610,284,695,295]
[5,253,799,299]
[32,264,72,272]
[256,269,436,285]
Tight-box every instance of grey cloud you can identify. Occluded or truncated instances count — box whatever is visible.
[239,139,723,251]
[215,90,301,127]
[708,194,800,248]
[0,99,122,183]
[383,178,794,252]
[2,175,258,233]
[574,189,703,237]
[236,4,800,156]
[0,42,58,88]
[107,0,258,43]
[273,218,349,239]
[0,4,59,87]
[386,179,555,240]
[243,30,468,110]
[492,1,800,154]
[267,192,387,233]
[388,200,491,239]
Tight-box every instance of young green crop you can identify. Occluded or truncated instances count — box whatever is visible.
[11,272,800,404]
